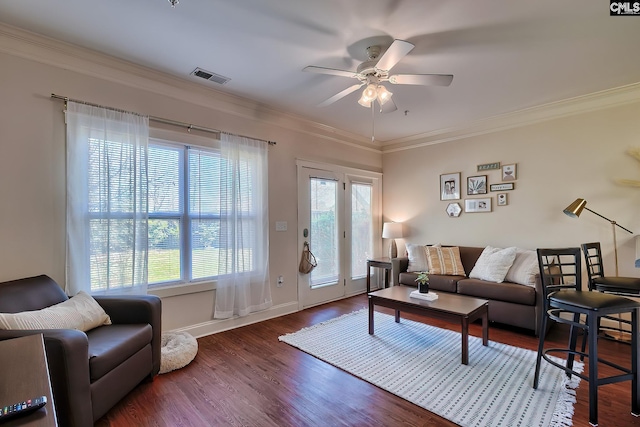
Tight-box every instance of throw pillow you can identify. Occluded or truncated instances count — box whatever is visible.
[469,246,518,283]
[0,291,112,332]
[425,246,465,275]
[406,243,430,272]
[505,248,539,287]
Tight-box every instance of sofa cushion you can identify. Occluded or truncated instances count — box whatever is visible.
[505,248,539,287]
[87,323,153,381]
[456,246,485,276]
[399,272,460,292]
[406,243,430,272]
[469,246,517,283]
[426,246,465,275]
[457,278,536,306]
[0,291,112,332]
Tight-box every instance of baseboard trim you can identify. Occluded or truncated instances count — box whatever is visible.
[170,301,300,338]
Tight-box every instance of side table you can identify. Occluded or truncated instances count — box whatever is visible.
[0,334,57,426]
[366,257,392,293]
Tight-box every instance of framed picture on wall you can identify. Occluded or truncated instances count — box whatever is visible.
[497,193,508,206]
[440,172,461,200]
[467,175,487,195]
[502,164,517,181]
[465,198,492,213]
[446,202,462,217]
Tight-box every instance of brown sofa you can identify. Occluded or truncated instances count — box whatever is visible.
[0,275,161,427]
[391,246,545,335]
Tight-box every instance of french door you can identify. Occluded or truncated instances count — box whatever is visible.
[297,161,381,309]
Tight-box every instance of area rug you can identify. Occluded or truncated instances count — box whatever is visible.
[159,331,198,374]
[279,309,582,427]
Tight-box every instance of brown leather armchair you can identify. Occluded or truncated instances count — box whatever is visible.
[0,275,161,427]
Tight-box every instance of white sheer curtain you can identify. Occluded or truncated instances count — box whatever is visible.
[66,101,149,295]
[214,133,272,318]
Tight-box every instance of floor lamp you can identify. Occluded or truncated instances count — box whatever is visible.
[563,198,633,276]
[563,198,634,341]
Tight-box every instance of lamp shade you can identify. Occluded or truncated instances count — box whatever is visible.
[563,198,587,218]
[382,222,403,239]
[376,85,393,105]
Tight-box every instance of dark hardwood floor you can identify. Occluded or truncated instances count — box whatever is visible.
[97,294,640,426]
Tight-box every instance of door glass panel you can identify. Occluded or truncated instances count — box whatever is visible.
[310,177,339,287]
[351,183,372,278]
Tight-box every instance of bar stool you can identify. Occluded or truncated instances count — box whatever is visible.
[582,242,640,341]
[534,247,640,426]
[582,242,640,295]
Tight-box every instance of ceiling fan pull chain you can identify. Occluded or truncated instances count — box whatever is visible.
[371,103,375,143]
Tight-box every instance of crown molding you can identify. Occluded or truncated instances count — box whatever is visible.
[382,82,640,153]
[0,23,379,153]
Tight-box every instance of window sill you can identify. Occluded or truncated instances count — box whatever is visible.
[148,280,217,298]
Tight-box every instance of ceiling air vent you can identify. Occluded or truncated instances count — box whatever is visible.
[191,68,231,85]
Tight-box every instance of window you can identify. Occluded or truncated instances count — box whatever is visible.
[86,138,259,290]
[351,182,373,278]
[146,140,257,286]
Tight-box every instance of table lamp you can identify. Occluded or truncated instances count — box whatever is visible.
[382,222,403,259]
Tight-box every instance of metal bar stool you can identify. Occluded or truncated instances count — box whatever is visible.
[582,242,640,342]
[534,247,640,426]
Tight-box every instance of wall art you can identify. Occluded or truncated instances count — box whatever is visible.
[467,175,487,195]
[502,164,517,181]
[477,162,500,171]
[465,198,492,213]
[490,183,515,191]
[440,172,461,200]
[446,202,462,217]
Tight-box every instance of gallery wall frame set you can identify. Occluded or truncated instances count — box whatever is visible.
[442,162,517,216]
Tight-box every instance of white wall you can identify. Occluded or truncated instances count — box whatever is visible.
[383,102,640,278]
[0,26,381,335]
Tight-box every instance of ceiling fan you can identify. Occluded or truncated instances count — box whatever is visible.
[303,39,453,113]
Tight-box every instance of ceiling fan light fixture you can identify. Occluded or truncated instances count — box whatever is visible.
[376,85,392,105]
[362,84,377,101]
[358,94,372,108]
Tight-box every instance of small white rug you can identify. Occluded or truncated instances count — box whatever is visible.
[279,309,582,427]
[159,331,198,374]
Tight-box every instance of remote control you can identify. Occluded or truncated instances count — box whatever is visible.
[0,396,47,422]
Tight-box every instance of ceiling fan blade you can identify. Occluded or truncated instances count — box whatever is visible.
[317,84,363,107]
[380,98,397,114]
[303,66,358,79]
[375,39,414,72]
[389,74,454,86]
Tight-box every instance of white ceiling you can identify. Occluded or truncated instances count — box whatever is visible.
[1,0,639,143]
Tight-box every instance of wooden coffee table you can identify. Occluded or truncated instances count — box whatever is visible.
[368,286,489,365]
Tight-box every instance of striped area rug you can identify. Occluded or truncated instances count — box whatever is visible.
[279,309,581,427]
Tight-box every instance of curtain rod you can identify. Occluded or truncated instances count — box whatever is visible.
[50,93,276,145]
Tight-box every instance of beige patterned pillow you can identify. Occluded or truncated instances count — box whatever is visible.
[425,246,465,275]
[0,291,112,332]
